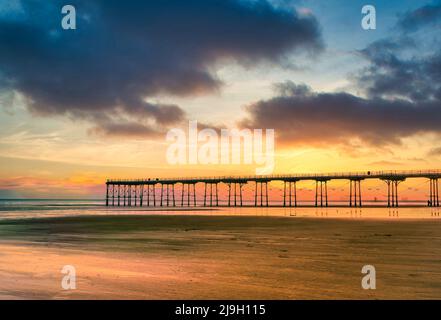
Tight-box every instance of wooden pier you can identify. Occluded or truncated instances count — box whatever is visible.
[106,170,441,208]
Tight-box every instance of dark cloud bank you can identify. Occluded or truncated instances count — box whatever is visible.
[243,3,441,149]
[0,0,322,137]
[2,1,441,151]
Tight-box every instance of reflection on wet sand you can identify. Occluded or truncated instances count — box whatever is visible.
[0,208,440,299]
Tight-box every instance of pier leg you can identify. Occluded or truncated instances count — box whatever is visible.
[435,179,439,207]
[111,185,115,206]
[117,185,120,207]
[134,185,137,207]
[387,181,390,207]
[430,179,433,207]
[392,181,396,207]
[255,182,259,207]
[193,184,197,206]
[125,185,128,206]
[391,181,395,207]
[187,184,190,206]
[429,178,439,207]
[325,181,328,207]
[122,185,125,206]
[315,181,318,207]
[139,185,143,207]
[181,184,184,207]
[283,182,286,207]
[160,184,163,207]
[320,181,323,207]
[355,180,361,207]
[354,181,357,207]
[393,181,397,207]
[106,184,109,206]
[294,182,297,207]
[266,182,269,207]
[123,185,126,206]
[349,180,352,207]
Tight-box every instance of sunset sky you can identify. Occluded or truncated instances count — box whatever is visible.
[1,0,441,199]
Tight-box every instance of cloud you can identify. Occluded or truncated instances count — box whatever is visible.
[241,3,441,150]
[354,3,441,104]
[366,160,404,167]
[0,0,322,137]
[241,81,441,147]
[428,147,441,156]
[397,3,441,33]
[238,3,441,149]
[356,37,441,103]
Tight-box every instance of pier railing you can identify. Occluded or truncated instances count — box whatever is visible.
[107,169,441,184]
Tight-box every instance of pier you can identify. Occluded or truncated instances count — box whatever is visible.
[106,170,441,208]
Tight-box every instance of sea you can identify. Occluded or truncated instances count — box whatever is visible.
[0,199,440,220]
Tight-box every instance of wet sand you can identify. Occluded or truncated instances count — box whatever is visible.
[0,214,440,299]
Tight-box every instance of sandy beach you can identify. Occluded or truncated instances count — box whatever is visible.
[0,213,440,299]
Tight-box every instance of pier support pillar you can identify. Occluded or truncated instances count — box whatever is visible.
[181,183,189,206]
[283,181,297,207]
[162,184,174,207]
[166,184,169,206]
[180,183,197,207]
[204,182,219,207]
[133,185,137,206]
[111,184,115,206]
[429,178,439,207]
[255,181,269,206]
[117,184,121,207]
[105,183,109,206]
[145,184,156,207]
[123,185,126,206]
[139,185,144,207]
[315,180,328,207]
[349,179,362,207]
[384,179,404,207]
[227,182,244,207]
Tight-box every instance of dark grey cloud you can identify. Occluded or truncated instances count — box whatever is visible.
[398,2,441,33]
[241,81,441,146]
[355,3,441,103]
[0,0,322,137]
[356,38,441,103]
